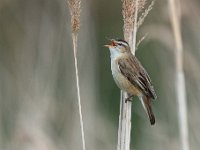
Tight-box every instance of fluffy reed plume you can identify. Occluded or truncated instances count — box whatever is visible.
[168,0,189,150]
[118,1,154,150]
[68,0,81,33]
[68,1,86,150]
[137,0,154,29]
[122,0,140,46]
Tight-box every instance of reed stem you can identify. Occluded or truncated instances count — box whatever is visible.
[168,0,189,150]
[118,0,139,150]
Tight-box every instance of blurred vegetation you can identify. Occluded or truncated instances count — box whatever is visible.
[0,0,200,150]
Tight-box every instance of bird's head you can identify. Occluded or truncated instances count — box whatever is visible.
[104,39,130,57]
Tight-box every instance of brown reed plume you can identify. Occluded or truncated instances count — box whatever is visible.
[118,1,154,150]
[122,0,143,46]
[68,0,81,34]
[68,1,86,150]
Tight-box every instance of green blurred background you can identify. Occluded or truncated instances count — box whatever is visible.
[0,0,200,149]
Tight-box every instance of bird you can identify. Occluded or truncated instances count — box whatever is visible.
[104,39,157,125]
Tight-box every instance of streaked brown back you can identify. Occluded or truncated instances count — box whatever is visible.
[118,53,157,100]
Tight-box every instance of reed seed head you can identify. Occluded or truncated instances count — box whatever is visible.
[68,0,81,34]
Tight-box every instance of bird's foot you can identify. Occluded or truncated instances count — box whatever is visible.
[125,95,134,103]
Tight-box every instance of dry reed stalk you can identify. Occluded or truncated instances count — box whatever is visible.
[168,0,189,150]
[68,1,86,150]
[118,1,154,150]
[118,0,140,150]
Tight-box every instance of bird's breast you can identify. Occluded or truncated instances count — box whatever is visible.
[111,58,141,96]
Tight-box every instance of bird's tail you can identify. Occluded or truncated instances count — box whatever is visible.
[140,96,155,125]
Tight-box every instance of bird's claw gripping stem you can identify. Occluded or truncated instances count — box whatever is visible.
[125,95,134,103]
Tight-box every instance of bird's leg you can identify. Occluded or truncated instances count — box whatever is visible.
[125,94,134,103]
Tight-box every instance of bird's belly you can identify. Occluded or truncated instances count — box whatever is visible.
[111,62,141,96]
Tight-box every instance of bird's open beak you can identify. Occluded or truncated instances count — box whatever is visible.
[104,39,116,48]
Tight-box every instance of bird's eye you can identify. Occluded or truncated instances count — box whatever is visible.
[118,43,122,46]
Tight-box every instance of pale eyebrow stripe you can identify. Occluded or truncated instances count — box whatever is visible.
[116,41,128,47]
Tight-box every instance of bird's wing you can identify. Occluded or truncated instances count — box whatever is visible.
[117,55,157,99]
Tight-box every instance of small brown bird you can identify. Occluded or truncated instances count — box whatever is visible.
[104,39,157,125]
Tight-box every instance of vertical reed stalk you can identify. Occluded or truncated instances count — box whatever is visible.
[118,0,139,150]
[68,1,86,150]
[168,0,189,150]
